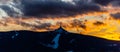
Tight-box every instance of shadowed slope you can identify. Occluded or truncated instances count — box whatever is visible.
[0,27,120,52]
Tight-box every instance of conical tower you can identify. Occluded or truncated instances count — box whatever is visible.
[54,26,68,33]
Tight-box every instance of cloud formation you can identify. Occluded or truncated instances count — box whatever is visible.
[0,0,120,17]
[0,0,23,17]
[93,0,113,6]
[111,13,120,19]
[21,0,101,17]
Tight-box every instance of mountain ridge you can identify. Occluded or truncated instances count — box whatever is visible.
[0,27,120,52]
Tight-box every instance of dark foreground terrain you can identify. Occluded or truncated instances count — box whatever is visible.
[0,27,120,52]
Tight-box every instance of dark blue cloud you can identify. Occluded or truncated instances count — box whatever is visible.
[1,0,120,17]
[94,0,113,6]
[94,0,120,6]
[21,0,101,17]
[20,0,120,17]
[111,13,120,19]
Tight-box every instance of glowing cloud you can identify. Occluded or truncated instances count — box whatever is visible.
[0,0,120,41]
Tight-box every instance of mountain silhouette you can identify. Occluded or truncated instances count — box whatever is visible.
[0,27,120,52]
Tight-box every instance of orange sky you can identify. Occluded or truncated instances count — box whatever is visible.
[0,5,120,41]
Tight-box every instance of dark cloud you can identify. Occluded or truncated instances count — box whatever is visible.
[94,0,113,6]
[93,21,104,26]
[21,0,101,17]
[0,5,20,17]
[111,13,120,19]
[1,0,120,17]
[34,23,51,29]
[94,0,120,6]
[110,0,120,7]
[70,19,86,29]
[17,21,52,29]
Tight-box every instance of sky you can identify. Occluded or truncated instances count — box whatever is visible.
[21,0,120,17]
[0,0,120,41]
[0,0,119,17]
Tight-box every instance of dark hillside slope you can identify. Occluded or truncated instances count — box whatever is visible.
[0,27,120,52]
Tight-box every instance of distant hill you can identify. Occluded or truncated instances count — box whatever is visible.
[0,27,120,52]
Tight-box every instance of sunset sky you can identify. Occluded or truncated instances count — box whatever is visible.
[0,0,120,41]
